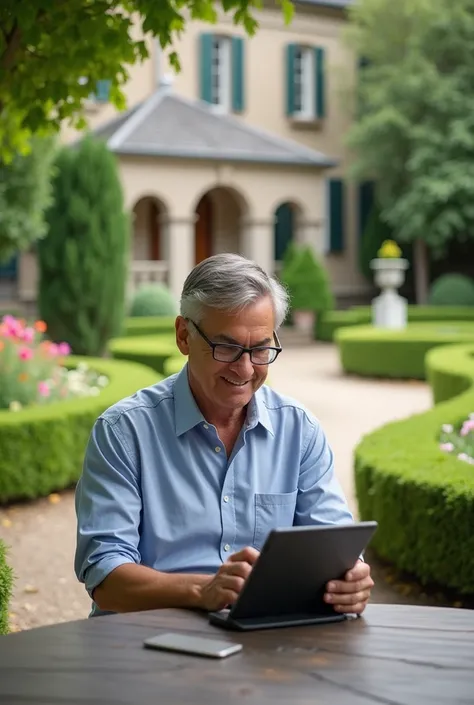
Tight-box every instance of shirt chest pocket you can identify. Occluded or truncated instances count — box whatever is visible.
[252,490,298,550]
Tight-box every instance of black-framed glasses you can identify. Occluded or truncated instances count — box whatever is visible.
[188,320,282,365]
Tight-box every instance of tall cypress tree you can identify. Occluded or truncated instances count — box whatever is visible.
[38,136,130,356]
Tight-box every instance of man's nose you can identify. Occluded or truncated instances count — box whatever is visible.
[229,351,254,376]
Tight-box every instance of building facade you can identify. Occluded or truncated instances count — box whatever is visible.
[1,0,376,312]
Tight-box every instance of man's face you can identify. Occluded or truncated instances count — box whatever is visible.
[175,296,276,417]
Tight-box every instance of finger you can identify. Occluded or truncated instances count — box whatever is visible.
[325,589,372,607]
[218,574,246,595]
[219,561,253,581]
[333,599,369,615]
[345,560,371,582]
[326,575,374,595]
[228,546,260,565]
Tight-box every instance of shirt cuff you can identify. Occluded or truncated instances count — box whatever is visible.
[84,555,137,598]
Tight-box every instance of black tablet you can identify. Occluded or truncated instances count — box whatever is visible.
[209,520,378,631]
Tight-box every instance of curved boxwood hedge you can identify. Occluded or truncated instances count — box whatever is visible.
[0,356,159,504]
[317,305,474,342]
[336,322,474,379]
[0,539,13,635]
[109,335,179,375]
[122,316,175,338]
[163,355,186,377]
[355,342,474,594]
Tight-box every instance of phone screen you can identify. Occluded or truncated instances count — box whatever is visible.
[143,632,243,659]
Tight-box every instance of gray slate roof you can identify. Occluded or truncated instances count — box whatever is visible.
[96,88,336,168]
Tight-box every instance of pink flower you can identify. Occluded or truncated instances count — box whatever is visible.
[440,442,454,452]
[48,343,59,356]
[38,381,50,397]
[57,342,71,356]
[18,346,33,361]
[21,327,35,343]
[460,420,474,436]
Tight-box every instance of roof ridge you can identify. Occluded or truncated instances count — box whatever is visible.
[108,89,164,150]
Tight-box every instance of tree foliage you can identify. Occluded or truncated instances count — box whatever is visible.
[0,0,293,159]
[346,0,474,259]
[38,136,130,356]
[0,136,56,263]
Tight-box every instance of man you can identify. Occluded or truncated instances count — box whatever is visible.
[75,253,374,617]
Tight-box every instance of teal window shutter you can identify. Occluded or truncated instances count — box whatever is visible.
[0,254,18,278]
[199,33,213,103]
[95,80,111,102]
[286,44,296,116]
[358,181,375,240]
[232,37,245,112]
[329,179,345,252]
[314,47,325,118]
[274,204,294,260]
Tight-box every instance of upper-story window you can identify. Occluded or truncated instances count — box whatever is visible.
[210,36,232,110]
[286,44,326,122]
[199,33,245,114]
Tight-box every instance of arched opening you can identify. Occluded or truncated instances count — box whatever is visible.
[131,196,169,291]
[194,187,248,265]
[273,201,304,266]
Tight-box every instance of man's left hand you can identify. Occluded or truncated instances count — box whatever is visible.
[324,559,374,615]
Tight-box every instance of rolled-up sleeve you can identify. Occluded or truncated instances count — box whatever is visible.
[294,415,354,526]
[74,417,142,598]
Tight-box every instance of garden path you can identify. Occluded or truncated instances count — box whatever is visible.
[1,339,449,633]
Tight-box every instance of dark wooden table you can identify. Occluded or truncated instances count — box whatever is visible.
[0,604,473,704]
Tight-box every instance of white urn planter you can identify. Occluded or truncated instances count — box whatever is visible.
[370,257,409,330]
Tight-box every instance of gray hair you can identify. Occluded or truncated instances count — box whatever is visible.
[180,253,290,329]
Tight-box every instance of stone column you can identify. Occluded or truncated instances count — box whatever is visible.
[165,216,196,302]
[299,219,326,257]
[242,219,275,276]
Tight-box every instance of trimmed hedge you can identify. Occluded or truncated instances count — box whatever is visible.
[0,540,13,635]
[122,316,176,338]
[109,335,180,375]
[336,322,474,379]
[317,305,474,342]
[0,357,159,504]
[163,355,187,377]
[355,342,474,594]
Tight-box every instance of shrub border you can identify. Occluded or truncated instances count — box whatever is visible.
[336,322,474,379]
[355,343,474,594]
[0,539,13,635]
[108,334,179,375]
[0,356,160,504]
[122,316,176,338]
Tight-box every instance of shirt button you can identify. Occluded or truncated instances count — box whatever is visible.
[215,446,221,453]
[224,544,230,552]
[223,496,229,503]
[203,424,209,429]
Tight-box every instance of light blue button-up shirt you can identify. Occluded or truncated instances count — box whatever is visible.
[74,364,353,616]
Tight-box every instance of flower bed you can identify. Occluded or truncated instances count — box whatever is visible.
[0,539,13,635]
[336,322,474,379]
[109,334,181,374]
[0,356,159,504]
[316,306,474,342]
[355,342,474,594]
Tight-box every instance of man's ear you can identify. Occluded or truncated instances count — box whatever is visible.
[175,316,190,356]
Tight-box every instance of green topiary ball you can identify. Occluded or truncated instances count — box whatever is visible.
[428,274,474,307]
[129,284,178,317]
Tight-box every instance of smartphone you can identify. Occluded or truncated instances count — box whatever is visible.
[143,632,243,659]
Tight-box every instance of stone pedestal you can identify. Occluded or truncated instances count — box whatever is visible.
[370,258,409,330]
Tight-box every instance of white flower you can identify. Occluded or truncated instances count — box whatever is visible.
[469,413,474,420]
[442,424,454,433]
[97,375,109,388]
[9,400,22,412]
[77,362,89,373]
[458,453,470,462]
[89,387,100,396]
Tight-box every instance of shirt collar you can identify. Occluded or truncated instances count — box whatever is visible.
[173,363,274,437]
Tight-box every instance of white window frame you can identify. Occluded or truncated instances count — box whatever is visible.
[293,46,315,119]
[210,36,232,112]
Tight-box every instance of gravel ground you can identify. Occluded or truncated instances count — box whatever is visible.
[0,340,471,632]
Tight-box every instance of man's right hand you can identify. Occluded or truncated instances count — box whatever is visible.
[196,547,260,612]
